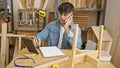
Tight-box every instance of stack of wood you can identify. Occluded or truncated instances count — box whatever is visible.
[62,0,101,9]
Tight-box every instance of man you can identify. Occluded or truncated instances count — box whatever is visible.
[33,2,82,49]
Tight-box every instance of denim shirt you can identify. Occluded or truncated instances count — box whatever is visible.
[36,20,82,49]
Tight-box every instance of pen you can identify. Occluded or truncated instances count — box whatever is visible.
[35,34,40,47]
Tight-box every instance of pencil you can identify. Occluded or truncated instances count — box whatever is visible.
[35,34,40,47]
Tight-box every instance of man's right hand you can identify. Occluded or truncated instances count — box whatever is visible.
[33,39,41,47]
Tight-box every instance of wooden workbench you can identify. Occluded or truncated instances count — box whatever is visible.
[6,48,115,68]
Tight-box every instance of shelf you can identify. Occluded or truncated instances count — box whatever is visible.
[75,8,103,12]
[15,27,43,31]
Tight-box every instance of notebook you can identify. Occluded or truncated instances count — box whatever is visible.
[39,46,64,58]
[22,38,64,57]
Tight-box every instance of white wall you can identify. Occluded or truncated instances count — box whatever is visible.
[105,0,120,36]
[105,0,120,68]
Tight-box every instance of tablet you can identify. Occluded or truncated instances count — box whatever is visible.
[22,38,39,54]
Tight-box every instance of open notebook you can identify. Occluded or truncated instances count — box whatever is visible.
[39,46,64,58]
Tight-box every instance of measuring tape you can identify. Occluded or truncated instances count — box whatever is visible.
[38,9,46,17]
[14,58,35,68]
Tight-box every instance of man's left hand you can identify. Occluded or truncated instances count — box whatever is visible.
[64,15,73,35]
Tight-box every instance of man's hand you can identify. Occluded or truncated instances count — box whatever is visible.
[33,38,41,47]
[64,14,73,35]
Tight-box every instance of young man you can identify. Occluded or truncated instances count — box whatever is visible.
[33,2,82,49]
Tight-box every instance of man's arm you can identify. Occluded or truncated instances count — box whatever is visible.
[33,24,50,47]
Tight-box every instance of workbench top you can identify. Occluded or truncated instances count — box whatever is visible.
[6,48,115,68]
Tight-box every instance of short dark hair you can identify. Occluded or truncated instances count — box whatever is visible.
[58,2,74,14]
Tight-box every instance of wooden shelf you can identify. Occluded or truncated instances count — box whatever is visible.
[75,8,103,12]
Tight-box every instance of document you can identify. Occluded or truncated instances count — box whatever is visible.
[39,46,64,58]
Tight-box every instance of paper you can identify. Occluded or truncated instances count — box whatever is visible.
[39,46,64,58]
[100,51,112,61]
[85,40,96,50]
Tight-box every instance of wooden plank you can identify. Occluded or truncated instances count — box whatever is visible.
[68,0,75,7]
[1,23,7,68]
[74,54,85,64]
[34,56,70,68]
[22,0,26,8]
[13,38,18,58]
[18,37,22,52]
[79,50,98,57]
[97,0,101,8]
[6,38,9,65]
[71,24,79,68]
[26,0,29,8]
[75,0,82,8]
[42,0,49,10]
[85,55,99,67]
[40,0,45,9]
[97,25,103,60]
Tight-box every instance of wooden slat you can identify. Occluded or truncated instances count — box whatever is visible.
[6,38,9,65]
[13,38,18,58]
[97,0,101,8]
[75,0,82,8]
[71,24,79,68]
[21,0,26,8]
[85,55,99,67]
[42,0,49,10]
[39,0,45,9]
[74,54,85,64]
[97,25,103,60]
[26,0,29,8]
[34,56,70,68]
[1,23,7,68]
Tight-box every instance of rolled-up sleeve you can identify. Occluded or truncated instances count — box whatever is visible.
[36,25,50,41]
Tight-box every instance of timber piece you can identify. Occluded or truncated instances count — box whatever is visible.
[68,0,75,7]
[97,0,101,8]
[26,0,29,8]
[1,23,7,68]
[75,0,82,8]
[0,33,26,37]
[74,54,85,64]
[79,50,98,57]
[85,55,99,68]
[22,0,26,8]
[42,0,49,10]
[71,24,79,68]
[97,25,103,60]
[40,0,45,9]
[6,38,9,65]
[33,56,70,68]
[13,38,18,58]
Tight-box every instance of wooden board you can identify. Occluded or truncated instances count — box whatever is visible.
[1,23,7,68]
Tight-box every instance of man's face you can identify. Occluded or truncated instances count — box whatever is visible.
[59,12,73,26]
